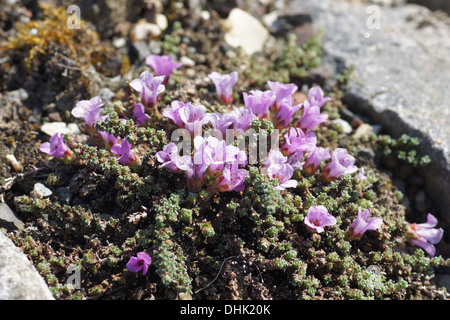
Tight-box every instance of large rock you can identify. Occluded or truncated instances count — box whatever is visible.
[0,232,54,300]
[288,0,450,226]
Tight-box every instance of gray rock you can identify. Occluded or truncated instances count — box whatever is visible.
[0,203,24,231]
[433,274,450,292]
[290,0,450,225]
[5,88,28,102]
[0,232,54,299]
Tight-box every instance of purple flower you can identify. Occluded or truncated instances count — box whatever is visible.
[39,133,72,159]
[126,252,152,275]
[261,149,297,190]
[296,100,328,134]
[207,112,234,135]
[129,71,165,108]
[216,107,256,133]
[287,151,306,171]
[111,139,138,165]
[308,86,331,108]
[323,148,358,180]
[345,207,383,240]
[133,103,149,125]
[304,147,331,174]
[71,96,104,132]
[96,116,126,147]
[178,103,209,136]
[243,90,275,120]
[261,148,288,172]
[162,100,187,128]
[163,101,209,136]
[193,136,247,176]
[208,71,238,104]
[281,127,317,156]
[156,142,195,178]
[145,54,182,84]
[216,161,249,192]
[267,80,298,112]
[406,213,444,257]
[273,96,302,129]
[304,205,337,233]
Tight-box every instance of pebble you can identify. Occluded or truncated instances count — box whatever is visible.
[180,56,195,67]
[5,88,28,102]
[33,183,52,198]
[331,118,352,134]
[156,14,168,32]
[112,37,127,49]
[130,21,161,42]
[353,123,375,139]
[99,87,116,104]
[223,8,269,56]
[0,202,24,231]
[5,154,22,172]
[40,122,79,136]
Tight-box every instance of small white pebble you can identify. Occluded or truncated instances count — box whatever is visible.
[34,183,52,197]
[5,154,22,172]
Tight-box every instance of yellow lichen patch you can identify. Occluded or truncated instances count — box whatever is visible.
[0,4,99,71]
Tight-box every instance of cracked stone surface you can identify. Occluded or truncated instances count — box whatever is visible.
[289,0,450,225]
[0,232,54,300]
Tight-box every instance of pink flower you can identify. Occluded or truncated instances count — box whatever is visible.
[208,71,238,104]
[308,86,331,108]
[216,161,249,192]
[162,100,187,128]
[281,127,317,156]
[212,107,256,133]
[243,90,275,120]
[296,100,328,134]
[406,213,444,257]
[261,149,297,190]
[111,139,138,165]
[273,96,302,129]
[304,147,331,174]
[178,103,209,136]
[126,252,152,275]
[39,133,72,159]
[193,136,246,176]
[323,148,358,180]
[304,205,337,233]
[133,103,149,125]
[71,96,104,132]
[145,54,182,84]
[97,116,126,147]
[288,152,306,171]
[129,71,165,108]
[267,80,298,112]
[261,148,288,172]
[207,112,234,135]
[345,207,383,240]
[163,101,209,136]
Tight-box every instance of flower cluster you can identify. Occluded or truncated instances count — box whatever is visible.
[157,136,248,192]
[157,72,360,192]
[39,55,184,166]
